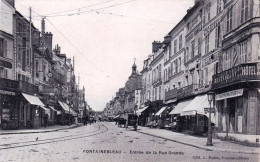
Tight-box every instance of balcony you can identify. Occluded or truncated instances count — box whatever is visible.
[0,78,19,92]
[19,80,39,94]
[165,84,198,101]
[212,63,260,89]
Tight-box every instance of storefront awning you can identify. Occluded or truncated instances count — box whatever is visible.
[165,98,177,104]
[113,115,120,119]
[22,93,45,106]
[48,106,58,112]
[181,94,210,116]
[169,98,193,115]
[136,106,148,115]
[70,108,77,116]
[58,101,70,114]
[155,106,167,116]
[40,106,49,111]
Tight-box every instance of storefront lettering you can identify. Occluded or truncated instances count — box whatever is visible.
[216,89,243,100]
[0,90,15,96]
[213,63,260,88]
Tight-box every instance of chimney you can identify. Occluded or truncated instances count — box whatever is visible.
[33,29,40,47]
[45,32,53,51]
[163,34,171,45]
[152,40,163,53]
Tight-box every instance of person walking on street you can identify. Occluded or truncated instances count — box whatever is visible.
[43,114,48,128]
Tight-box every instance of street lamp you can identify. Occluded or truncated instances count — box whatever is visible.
[206,91,214,146]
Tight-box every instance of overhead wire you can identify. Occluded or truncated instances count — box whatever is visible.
[43,0,115,16]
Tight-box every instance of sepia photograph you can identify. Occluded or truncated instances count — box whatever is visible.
[0,0,259,161]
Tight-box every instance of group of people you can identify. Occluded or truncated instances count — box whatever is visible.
[83,116,96,126]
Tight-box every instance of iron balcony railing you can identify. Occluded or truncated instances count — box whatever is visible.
[212,62,260,89]
[165,84,199,101]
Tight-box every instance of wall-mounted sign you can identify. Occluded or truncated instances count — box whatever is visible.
[213,63,260,88]
[215,89,243,101]
[0,90,15,96]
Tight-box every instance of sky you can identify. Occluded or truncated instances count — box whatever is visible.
[16,0,194,111]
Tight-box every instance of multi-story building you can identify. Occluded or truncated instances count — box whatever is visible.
[0,0,16,129]
[212,0,260,135]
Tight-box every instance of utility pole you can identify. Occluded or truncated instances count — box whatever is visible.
[29,7,34,84]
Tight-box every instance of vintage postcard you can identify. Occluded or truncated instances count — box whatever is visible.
[0,0,259,161]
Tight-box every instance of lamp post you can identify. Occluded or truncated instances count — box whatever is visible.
[206,91,214,146]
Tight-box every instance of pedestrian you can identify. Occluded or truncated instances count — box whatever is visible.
[43,114,48,128]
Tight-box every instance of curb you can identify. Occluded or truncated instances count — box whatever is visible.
[0,124,82,135]
[136,130,259,155]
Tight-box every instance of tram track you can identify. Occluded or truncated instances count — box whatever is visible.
[0,123,108,150]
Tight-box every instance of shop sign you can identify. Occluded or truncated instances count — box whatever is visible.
[204,11,227,36]
[215,89,243,101]
[213,63,260,88]
[0,90,15,96]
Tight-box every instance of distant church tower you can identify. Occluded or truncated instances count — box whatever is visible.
[132,60,137,74]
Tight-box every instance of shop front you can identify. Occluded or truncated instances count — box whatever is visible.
[212,62,260,135]
[136,106,149,126]
[0,78,19,129]
[169,98,193,132]
[180,94,217,135]
[19,93,47,128]
[215,88,260,135]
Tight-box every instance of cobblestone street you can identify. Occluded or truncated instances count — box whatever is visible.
[0,122,258,162]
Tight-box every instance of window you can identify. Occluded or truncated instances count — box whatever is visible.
[164,69,168,82]
[0,67,8,78]
[206,2,211,22]
[215,26,221,48]
[179,34,182,49]
[241,0,249,23]
[158,64,161,81]
[224,49,232,70]
[168,66,171,80]
[227,6,233,32]
[26,50,30,65]
[185,75,189,86]
[0,38,7,57]
[174,60,178,74]
[200,69,204,87]
[174,39,177,54]
[178,82,181,88]
[217,0,221,14]
[240,41,247,64]
[178,58,181,71]
[204,68,208,86]
[198,38,201,55]
[36,60,39,77]
[191,41,195,58]
[159,86,161,100]
[169,42,172,58]
[185,47,189,62]
[205,35,209,54]
[18,44,21,61]
[170,62,173,76]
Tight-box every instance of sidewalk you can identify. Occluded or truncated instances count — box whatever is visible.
[0,123,83,135]
[137,126,259,154]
